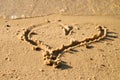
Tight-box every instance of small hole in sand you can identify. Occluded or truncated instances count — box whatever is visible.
[33,47,41,51]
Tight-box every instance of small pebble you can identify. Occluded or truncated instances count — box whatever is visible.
[5,57,11,61]
[85,44,93,49]
[57,19,62,22]
[90,58,93,60]
[39,69,44,72]
[6,25,11,27]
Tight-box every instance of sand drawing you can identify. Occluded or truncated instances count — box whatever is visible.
[58,23,73,35]
[17,22,117,68]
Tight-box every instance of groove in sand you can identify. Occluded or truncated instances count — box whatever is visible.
[18,23,116,68]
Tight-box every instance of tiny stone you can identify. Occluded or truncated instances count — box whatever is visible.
[85,44,93,49]
[39,69,44,72]
[57,19,62,22]
[101,64,106,67]
[45,19,50,23]
[22,28,25,30]
[5,57,8,60]
[5,57,11,61]
[90,58,93,60]
[77,27,80,30]
[6,25,11,27]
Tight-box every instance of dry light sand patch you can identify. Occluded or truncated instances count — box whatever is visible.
[0,15,120,80]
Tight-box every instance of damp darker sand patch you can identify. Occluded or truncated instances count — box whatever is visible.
[0,0,120,19]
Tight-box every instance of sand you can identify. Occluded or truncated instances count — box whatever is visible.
[0,1,120,80]
[0,15,120,80]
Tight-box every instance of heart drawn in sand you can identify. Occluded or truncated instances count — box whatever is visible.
[17,20,117,68]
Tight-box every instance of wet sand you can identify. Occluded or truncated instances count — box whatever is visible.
[0,0,120,19]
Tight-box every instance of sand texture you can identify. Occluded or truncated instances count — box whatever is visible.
[0,15,120,80]
[0,0,120,80]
